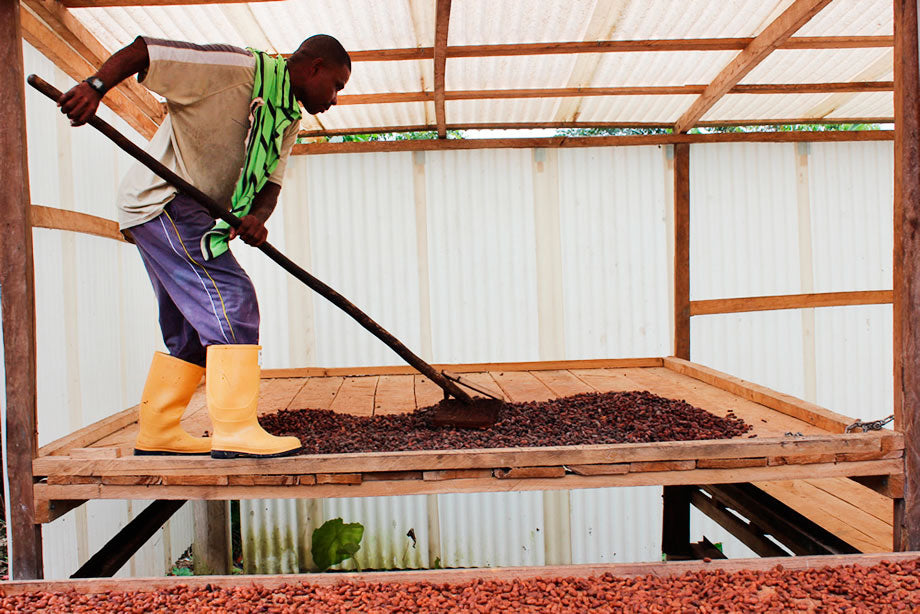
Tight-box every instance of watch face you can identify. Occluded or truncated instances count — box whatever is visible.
[88,77,105,92]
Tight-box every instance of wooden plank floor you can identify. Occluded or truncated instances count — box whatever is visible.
[31,360,903,523]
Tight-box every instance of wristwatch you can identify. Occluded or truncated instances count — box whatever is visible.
[84,76,106,95]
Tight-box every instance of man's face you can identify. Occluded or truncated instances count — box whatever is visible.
[292,58,350,115]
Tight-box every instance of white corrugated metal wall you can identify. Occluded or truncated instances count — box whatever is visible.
[6,42,195,580]
[239,138,892,569]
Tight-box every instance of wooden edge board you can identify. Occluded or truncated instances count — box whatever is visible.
[32,433,894,477]
[261,357,663,378]
[33,458,903,503]
[36,405,138,457]
[662,357,854,432]
[1,552,917,595]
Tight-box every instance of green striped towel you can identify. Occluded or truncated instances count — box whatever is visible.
[201,49,302,260]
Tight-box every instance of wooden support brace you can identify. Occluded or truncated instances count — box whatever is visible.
[70,500,186,578]
[703,484,860,556]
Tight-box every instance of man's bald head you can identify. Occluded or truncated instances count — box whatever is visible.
[287,34,351,115]
[290,34,350,70]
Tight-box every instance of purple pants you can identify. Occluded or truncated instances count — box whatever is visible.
[129,195,260,366]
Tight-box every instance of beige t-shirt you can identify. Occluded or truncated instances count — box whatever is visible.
[117,38,300,230]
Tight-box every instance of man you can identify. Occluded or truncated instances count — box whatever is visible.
[59,34,350,459]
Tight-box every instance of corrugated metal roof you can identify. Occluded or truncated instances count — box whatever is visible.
[56,0,895,135]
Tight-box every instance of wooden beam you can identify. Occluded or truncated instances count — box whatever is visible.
[192,501,231,575]
[674,0,834,133]
[0,0,43,581]
[19,8,158,139]
[299,118,893,138]
[31,205,126,242]
[336,82,893,107]
[33,433,894,477]
[294,129,894,155]
[345,36,892,63]
[691,290,893,316]
[433,0,451,138]
[689,489,790,557]
[663,357,854,432]
[894,0,920,552]
[21,0,163,124]
[33,459,904,502]
[661,485,694,559]
[674,143,691,360]
[703,484,860,555]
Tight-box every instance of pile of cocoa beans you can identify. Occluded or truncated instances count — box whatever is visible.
[261,390,752,454]
[2,558,918,613]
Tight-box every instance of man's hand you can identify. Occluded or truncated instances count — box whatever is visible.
[230,215,268,246]
[58,81,103,126]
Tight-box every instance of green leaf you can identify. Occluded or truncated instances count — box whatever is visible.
[312,518,364,571]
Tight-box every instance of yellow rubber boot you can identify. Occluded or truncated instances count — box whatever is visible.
[134,352,210,455]
[207,344,302,459]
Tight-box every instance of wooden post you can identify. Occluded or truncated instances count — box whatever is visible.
[893,0,920,551]
[192,501,231,575]
[0,0,43,580]
[674,143,691,359]
[661,485,694,560]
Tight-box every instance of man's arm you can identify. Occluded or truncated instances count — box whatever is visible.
[229,182,281,247]
[59,36,150,126]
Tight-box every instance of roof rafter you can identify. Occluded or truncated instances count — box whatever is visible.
[433,0,451,138]
[299,118,892,138]
[345,35,893,62]
[674,0,835,133]
[62,0,265,6]
[336,82,893,106]
[293,129,893,156]
[22,0,163,125]
[19,7,158,138]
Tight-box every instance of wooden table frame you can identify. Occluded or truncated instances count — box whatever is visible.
[31,357,903,527]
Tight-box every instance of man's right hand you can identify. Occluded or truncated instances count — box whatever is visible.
[58,81,103,126]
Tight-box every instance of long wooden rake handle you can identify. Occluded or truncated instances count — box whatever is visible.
[27,74,474,404]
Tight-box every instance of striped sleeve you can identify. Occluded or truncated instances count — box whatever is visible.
[139,37,255,105]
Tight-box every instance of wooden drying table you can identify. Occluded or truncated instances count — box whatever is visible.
[32,357,903,526]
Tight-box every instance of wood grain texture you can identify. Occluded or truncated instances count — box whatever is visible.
[33,459,903,502]
[674,142,690,359]
[691,290,893,315]
[30,205,125,241]
[294,130,893,155]
[1,0,43,578]
[433,0,451,137]
[894,0,920,552]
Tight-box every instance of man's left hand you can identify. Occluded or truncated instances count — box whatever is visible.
[229,215,268,246]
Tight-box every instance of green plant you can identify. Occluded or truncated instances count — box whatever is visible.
[169,566,193,576]
[312,518,365,572]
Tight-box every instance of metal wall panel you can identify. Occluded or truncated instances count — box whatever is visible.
[557,146,671,359]
[425,149,540,363]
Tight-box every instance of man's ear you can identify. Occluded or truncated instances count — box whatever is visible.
[309,57,324,77]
